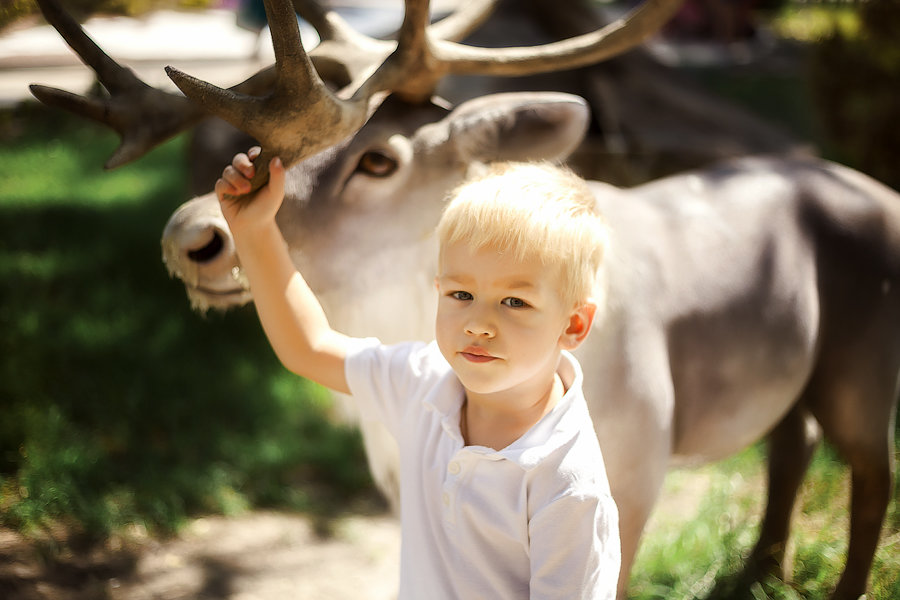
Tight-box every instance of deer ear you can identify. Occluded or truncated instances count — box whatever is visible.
[442,92,590,164]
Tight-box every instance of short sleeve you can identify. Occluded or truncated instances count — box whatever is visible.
[344,338,435,437]
[528,489,620,600]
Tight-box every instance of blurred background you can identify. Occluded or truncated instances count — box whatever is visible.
[0,0,898,598]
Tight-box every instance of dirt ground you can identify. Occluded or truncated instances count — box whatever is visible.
[0,471,718,600]
[0,511,401,600]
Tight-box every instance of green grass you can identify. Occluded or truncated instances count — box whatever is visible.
[0,105,376,539]
[630,444,900,599]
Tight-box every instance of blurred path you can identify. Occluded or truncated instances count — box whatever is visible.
[0,471,722,599]
[0,9,274,108]
[0,511,401,600]
[110,512,400,600]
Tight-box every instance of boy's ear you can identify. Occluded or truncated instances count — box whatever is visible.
[560,301,598,350]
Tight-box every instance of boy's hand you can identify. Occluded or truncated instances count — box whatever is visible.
[215,146,286,235]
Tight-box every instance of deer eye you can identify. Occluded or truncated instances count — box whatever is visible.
[356,150,398,178]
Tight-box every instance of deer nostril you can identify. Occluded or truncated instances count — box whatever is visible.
[187,231,224,263]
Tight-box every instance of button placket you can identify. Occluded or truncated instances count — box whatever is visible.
[442,451,468,523]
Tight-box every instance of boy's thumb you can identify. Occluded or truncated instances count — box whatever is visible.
[269,156,286,190]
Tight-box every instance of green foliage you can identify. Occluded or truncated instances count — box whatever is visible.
[0,0,35,30]
[1,0,216,32]
[773,3,861,42]
[0,105,376,539]
[788,1,900,190]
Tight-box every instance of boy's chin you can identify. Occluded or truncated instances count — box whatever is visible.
[453,370,508,397]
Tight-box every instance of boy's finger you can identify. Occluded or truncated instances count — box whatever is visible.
[248,146,262,160]
[222,166,251,193]
[232,153,255,179]
[215,178,236,200]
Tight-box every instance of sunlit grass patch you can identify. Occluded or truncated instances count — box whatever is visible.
[631,444,899,599]
[630,447,764,600]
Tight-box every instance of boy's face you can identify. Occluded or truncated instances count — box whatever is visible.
[435,241,594,401]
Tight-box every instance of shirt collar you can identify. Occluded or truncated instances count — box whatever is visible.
[500,351,587,469]
[424,346,588,469]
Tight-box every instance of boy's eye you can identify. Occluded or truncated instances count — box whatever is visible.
[451,291,473,301]
[502,297,528,308]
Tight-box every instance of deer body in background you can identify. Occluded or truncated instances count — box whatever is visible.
[30,0,897,597]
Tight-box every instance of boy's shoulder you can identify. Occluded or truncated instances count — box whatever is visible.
[526,421,613,506]
[522,354,612,497]
[346,338,445,373]
[345,337,455,398]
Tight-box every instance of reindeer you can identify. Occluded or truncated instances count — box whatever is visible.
[29,0,897,598]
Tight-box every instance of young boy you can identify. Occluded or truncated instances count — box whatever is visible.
[216,147,621,599]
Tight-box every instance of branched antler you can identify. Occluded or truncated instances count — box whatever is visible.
[28,0,207,169]
[167,0,682,195]
[433,0,686,75]
[166,0,379,193]
[31,0,684,190]
[28,0,278,169]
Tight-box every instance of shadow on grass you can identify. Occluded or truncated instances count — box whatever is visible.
[0,106,379,544]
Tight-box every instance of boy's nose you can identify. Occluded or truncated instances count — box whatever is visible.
[464,319,495,338]
[463,301,496,337]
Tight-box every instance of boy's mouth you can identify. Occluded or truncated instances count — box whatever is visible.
[460,346,498,363]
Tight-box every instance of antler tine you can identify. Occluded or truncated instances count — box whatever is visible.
[167,0,373,196]
[30,0,208,168]
[292,0,393,89]
[167,0,319,137]
[290,0,480,102]
[351,0,445,103]
[30,82,203,169]
[398,0,432,48]
[434,0,685,76]
[354,0,685,104]
[290,0,334,39]
[35,0,133,95]
[265,0,320,97]
[429,0,500,43]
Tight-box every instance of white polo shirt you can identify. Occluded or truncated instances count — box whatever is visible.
[345,339,620,600]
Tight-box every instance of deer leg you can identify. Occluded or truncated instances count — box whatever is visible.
[806,353,897,600]
[812,394,894,599]
[614,462,668,600]
[747,402,822,581]
[589,369,672,599]
[830,459,893,600]
[595,387,672,600]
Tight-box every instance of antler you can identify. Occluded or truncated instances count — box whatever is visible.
[27,0,399,171]
[27,0,279,169]
[31,0,683,187]
[167,0,682,195]
[27,0,208,169]
[166,0,382,193]
[435,0,686,75]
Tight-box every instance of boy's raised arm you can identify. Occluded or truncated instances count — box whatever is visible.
[216,147,352,395]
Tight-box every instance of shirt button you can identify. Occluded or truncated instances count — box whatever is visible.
[442,492,450,506]
[448,461,460,475]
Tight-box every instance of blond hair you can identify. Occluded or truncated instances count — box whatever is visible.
[437,162,608,307]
